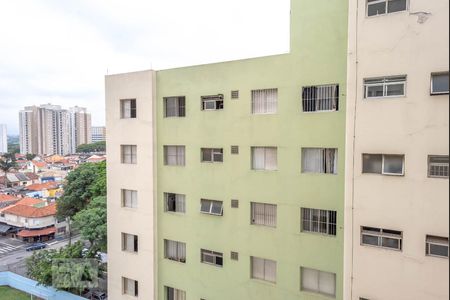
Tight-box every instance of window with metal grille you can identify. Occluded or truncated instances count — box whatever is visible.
[428,155,449,178]
[361,226,403,251]
[231,90,239,99]
[231,145,239,155]
[200,199,223,216]
[251,203,277,227]
[122,277,139,297]
[201,249,223,267]
[122,189,138,208]
[251,88,278,114]
[301,267,336,298]
[231,251,239,261]
[431,72,449,95]
[164,193,186,213]
[164,146,185,166]
[426,235,449,258]
[164,96,186,117]
[251,257,277,283]
[364,76,406,98]
[302,148,338,174]
[164,239,186,263]
[201,94,224,110]
[367,0,408,17]
[165,286,186,300]
[231,199,239,208]
[362,154,405,176]
[302,84,339,112]
[201,148,223,163]
[252,147,277,171]
[121,145,137,164]
[121,233,138,253]
[301,208,337,236]
[120,99,137,119]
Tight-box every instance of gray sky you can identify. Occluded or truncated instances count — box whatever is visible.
[0,0,290,135]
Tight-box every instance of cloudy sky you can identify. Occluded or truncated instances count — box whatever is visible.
[0,0,290,135]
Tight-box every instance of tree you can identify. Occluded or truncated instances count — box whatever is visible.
[26,153,37,161]
[76,141,106,153]
[0,153,17,186]
[73,196,107,253]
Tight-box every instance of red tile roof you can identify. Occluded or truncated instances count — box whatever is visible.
[15,197,44,206]
[26,182,59,191]
[0,194,19,202]
[17,226,56,237]
[3,203,57,218]
[32,161,47,168]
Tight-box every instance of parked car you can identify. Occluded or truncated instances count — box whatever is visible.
[83,290,107,300]
[25,243,47,251]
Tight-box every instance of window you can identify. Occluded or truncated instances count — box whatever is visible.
[121,145,137,164]
[122,233,138,253]
[426,236,449,258]
[301,208,337,236]
[164,239,186,263]
[164,193,186,213]
[164,96,186,117]
[364,76,406,98]
[201,249,223,267]
[201,148,223,163]
[428,156,449,178]
[200,199,223,216]
[201,94,224,110]
[302,148,338,174]
[231,251,239,261]
[252,147,277,171]
[302,84,339,112]
[252,88,278,114]
[122,277,138,297]
[165,286,186,300]
[431,73,449,95]
[301,267,336,298]
[164,146,185,166]
[231,145,239,155]
[231,199,239,208]
[251,203,277,227]
[362,154,404,175]
[231,90,239,99]
[361,226,403,250]
[251,257,277,283]
[121,99,137,119]
[122,189,137,208]
[367,0,407,17]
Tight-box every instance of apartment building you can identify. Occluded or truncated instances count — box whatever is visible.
[106,0,348,299]
[0,124,7,154]
[345,0,449,300]
[19,104,92,155]
[92,126,106,143]
[69,106,92,153]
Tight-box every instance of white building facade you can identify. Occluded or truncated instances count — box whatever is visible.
[0,124,7,154]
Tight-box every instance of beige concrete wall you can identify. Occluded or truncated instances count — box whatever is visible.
[345,0,449,299]
[106,70,156,300]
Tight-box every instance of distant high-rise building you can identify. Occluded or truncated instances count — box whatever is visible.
[19,104,91,155]
[91,126,106,143]
[69,106,92,153]
[0,124,7,154]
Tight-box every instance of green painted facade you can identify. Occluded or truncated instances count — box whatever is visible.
[156,1,348,299]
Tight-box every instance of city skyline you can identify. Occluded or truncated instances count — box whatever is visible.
[0,0,290,135]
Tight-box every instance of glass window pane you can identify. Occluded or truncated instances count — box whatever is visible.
[362,234,379,246]
[382,237,400,249]
[265,148,278,170]
[362,154,382,173]
[319,271,336,297]
[211,201,223,215]
[386,83,405,96]
[432,74,449,94]
[368,2,387,16]
[388,0,407,13]
[251,257,265,280]
[202,148,212,162]
[302,268,320,292]
[366,85,384,97]
[429,244,449,257]
[201,200,211,213]
[264,259,277,283]
[383,155,404,174]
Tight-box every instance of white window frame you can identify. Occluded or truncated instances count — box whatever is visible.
[428,155,449,178]
[201,249,224,267]
[301,148,338,174]
[431,72,450,95]
[361,226,403,251]
[164,239,186,263]
[426,235,449,258]
[251,147,278,171]
[364,76,407,99]
[122,277,138,297]
[201,95,224,111]
[121,145,137,164]
[164,193,186,213]
[121,189,138,208]
[301,208,337,236]
[381,154,405,176]
[301,267,336,298]
[201,148,224,163]
[120,99,137,119]
[251,202,277,228]
[251,88,278,115]
[366,0,409,17]
[164,145,186,166]
[200,199,224,216]
[251,256,277,283]
[164,96,186,117]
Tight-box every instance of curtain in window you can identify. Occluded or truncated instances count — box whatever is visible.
[302,268,320,292]
[265,148,278,170]
[165,98,177,117]
[176,194,186,213]
[302,148,323,173]
[252,89,277,114]
[165,240,178,260]
[165,146,178,165]
[177,242,186,262]
[126,234,135,251]
[174,289,186,300]
[252,147,266,170]
[324,149,337,174]
[319,271,336,296]
[124,278,136,296]
[251,257,265,280]
[264,259,277,283]
[252,203,266,225]
[176,146,185,165]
